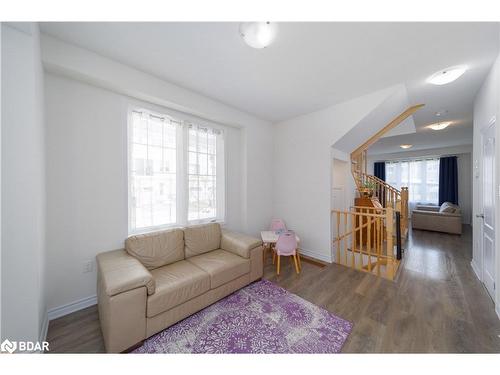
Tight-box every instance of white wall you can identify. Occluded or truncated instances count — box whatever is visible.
[0,22,2,340]
[42,37,273,311]
[0,21,3,341]
[334,84,414,153]
[472,42,500,319]
[41,35,273,238]
[332,158,349,208]
[331,148,356,212]
[272,86,397,262]
[367,145,473,224]
[45,74,246,310]
[1,23,47,343]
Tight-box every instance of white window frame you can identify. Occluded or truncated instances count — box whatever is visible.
[128,106,226,235]
[385,157,440,206]
[185,123,225,225]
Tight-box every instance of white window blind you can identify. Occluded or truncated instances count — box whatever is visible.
[385,158,440,208]
[129,109,225,233]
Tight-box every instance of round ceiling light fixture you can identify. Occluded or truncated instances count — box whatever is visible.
[426,121,452,131]
[239,22,278,49]
[427,65,467,85]
[435,109,448,117]
[400,144,413,149]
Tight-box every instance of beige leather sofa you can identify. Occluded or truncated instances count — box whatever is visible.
[96,223,263,353]
[411,203,462,235]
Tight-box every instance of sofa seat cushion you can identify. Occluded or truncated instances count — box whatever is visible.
[147,260,210,317]
[187,249,250,289]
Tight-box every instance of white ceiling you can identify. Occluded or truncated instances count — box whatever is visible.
[40,22,499,150]
[367,125,474,155]
[334,84,416,153]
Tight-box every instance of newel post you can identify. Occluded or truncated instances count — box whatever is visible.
[401,187,409,232]
[385,206,394,280]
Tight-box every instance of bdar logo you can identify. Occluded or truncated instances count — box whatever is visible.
[1,339,17,354]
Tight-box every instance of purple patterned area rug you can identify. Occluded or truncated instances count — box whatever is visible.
[133,279,353,354]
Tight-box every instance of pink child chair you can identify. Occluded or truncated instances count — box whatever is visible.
[263,219,288,263]
[274,230,301,275]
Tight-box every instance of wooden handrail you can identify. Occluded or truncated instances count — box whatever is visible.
[345,104,418,262]
[351,205,387,211]
[363,174,400,194]
[350,105,424,194]
[331,209,385,218]
[351,104,424,158]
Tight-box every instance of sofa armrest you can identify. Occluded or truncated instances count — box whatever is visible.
[96,249,155,296]
[220,230,263,259]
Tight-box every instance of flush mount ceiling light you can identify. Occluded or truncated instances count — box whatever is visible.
[427,121,452,131]
[427,65,467,85]
[435,109,449,117]
[400,144,413,149]
[239,22,278,49]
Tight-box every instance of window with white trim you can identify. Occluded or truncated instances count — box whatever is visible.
[385,158,439,205]
[129,109,225,233]
[188,125,219,221]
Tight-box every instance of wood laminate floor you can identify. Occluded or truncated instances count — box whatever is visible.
[46,225,500,353]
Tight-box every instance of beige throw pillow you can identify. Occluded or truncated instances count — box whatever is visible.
[439,202,459,213]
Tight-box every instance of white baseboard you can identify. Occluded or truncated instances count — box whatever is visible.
[298,247,332,263]
[47,295,97,321]
[39,312,49,343]
[471,260,481,281]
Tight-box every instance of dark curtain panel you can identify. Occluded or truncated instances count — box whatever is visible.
[374,162,386,181]
[373,161,386,206]
[439,156,458,205]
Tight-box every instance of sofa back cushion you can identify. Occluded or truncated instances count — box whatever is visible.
[184,223,221,258]
[126,228,184,270]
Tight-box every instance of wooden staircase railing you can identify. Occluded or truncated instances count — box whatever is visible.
[334,105,423,280]
[350,105,423,238]
[332,206,400,280]
[360,173,409,237]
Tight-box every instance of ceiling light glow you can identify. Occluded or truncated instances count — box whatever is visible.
[427,121,452,131]
[400,144,413,149]
[427,66,467,85]
[239,22,278,49]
